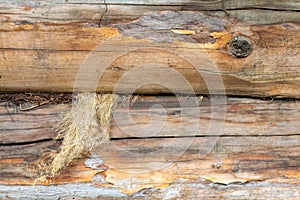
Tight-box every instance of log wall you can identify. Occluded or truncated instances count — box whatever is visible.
[1,96,300,198]
[0,0,300,199]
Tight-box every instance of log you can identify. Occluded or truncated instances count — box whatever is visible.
[0,8,299,98]
[0,12,300,98]
[1,0,300,199]
[0,181,299,199]
[1,96,300,144]
[1,0,300,25]
[0,96,299,196]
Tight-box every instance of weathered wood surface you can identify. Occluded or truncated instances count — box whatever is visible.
[0,1,300,199]
[0,11,299,97]
[0,181,299,200]
[0,96,300,197]
[1,0,300,25]
[1,96,300,144]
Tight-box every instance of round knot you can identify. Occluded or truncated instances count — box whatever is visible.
[228,36,253,58]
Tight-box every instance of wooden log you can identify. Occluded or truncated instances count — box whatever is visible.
[0,181,299,199]
[0,0,300,198]
[0,0,299,25]
[0,11,299,97]
[0,96,299,196]
[1,134,300,195]
[1,96,300,144]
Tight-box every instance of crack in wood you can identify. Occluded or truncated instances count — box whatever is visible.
[0,138,55,146]
[221,0,230,16]
[98,0,108,27]
[3,134,297,155]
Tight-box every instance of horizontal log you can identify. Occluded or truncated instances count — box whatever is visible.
[0,0,299,25]
[1,96,300,144]
[0,11,299,97]
[0,96,299,196]
[1,135,300,195]
[0,181,299,199]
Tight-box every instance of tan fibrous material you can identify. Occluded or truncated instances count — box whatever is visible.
[36,93,117,181]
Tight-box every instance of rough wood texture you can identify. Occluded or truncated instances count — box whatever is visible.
[0,96,299,196]
[1,96,300,144]
[0,11,299,98]
[1,0,300,199]
[0,179,300,200]
[0,181,299,199]
[0,0,299,25]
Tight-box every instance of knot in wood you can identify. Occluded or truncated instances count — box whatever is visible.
[228,36,252,58]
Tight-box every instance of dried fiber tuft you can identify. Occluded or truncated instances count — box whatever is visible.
[36,93,117,182]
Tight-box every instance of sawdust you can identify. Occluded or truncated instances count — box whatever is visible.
[36,93,117,182]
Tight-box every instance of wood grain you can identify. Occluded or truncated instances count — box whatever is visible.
[0,1,300,198]
[1,135,300,195]
[1,96,300,144]
[0,96,299,195]
[0,181,299,199]
[0,11,299,97]
[0,0,299,25]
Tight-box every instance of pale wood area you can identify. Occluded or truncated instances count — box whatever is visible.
[0,96,299,196]
[0,11,299,98]
[0,181,299,199]
[0,0,299,25]
[1,96,300,144]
